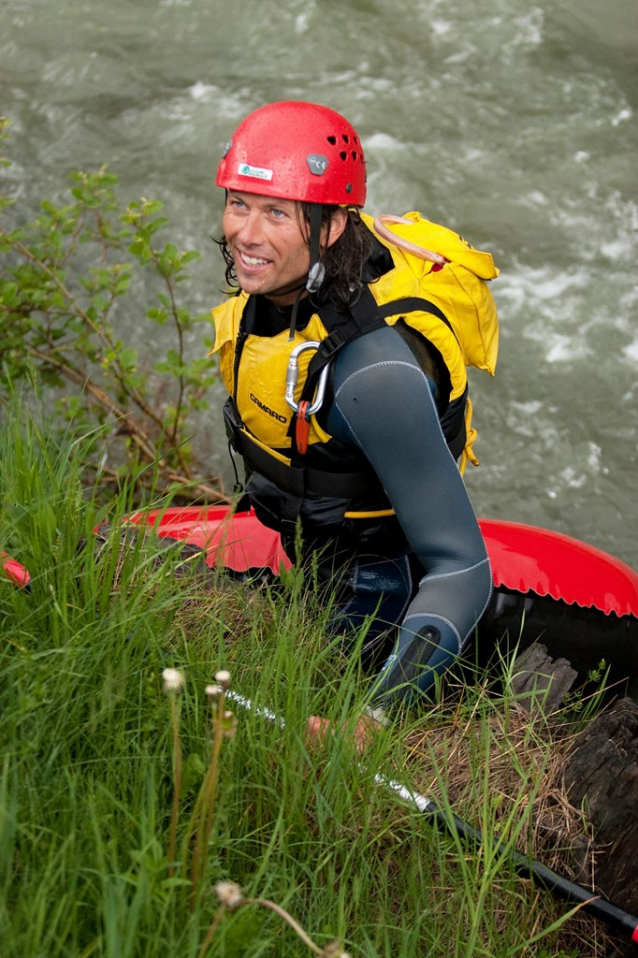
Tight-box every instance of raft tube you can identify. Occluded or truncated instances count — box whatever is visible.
[4,507,637,687]
[125,507,638,609]
[124,505,291,577]
[126,506,638,689]
[475,519,638,689]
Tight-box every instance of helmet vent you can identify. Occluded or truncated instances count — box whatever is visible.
[340,151,347,161]
[327,135,337,145]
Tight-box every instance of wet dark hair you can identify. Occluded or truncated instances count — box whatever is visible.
[215,202,375,312]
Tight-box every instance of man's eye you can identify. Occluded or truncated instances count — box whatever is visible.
[271,208,286,218]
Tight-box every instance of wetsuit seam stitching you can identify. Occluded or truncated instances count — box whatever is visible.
[418,556,490,586]
[459,581,494,650]
[335,360,429,399]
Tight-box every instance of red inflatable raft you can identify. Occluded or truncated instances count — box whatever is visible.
[4,508,638,687]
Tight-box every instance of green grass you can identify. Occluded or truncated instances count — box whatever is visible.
[0,399,614,957]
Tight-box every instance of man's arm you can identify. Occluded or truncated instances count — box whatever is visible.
[326,325,492,704]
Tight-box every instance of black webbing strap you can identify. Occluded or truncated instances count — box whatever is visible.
[235,427,371,499]
[231,295,257,402]
[300,288,383,401]
[440,387,469,460]
[300,288,457,404]
[225,393,370,498]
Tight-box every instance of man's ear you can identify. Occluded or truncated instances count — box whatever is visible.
[323,208,349,249]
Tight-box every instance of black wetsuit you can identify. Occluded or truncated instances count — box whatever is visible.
[248,296,493,706]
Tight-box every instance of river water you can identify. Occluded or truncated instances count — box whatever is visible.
[2,0,637,566]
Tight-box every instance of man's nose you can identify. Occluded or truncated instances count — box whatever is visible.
[237,210,264,246]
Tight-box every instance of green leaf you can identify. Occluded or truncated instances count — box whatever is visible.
[146,307,169,326]
[119,347,138,371]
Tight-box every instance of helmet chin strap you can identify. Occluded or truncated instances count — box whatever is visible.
[305,202,325,294]
[287,286,307,341]
[287,202,325,340]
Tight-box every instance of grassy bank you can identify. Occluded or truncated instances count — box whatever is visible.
[0,402,614,957]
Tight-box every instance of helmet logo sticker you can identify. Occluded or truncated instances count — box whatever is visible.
[306,154,329,176]
[237,162,273,181]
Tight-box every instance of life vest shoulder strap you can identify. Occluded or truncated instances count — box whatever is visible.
[231,295,258,401]
[301,287,456,402]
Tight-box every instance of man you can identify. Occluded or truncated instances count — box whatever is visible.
[211,100,498,716]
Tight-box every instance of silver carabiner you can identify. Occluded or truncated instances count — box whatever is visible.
[285,341,330,416]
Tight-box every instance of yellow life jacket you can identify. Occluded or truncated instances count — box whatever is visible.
[212,211,499,473]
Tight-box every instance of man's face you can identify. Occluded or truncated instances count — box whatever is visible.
[222,191,311,306]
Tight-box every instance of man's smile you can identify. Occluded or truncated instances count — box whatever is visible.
[236,250,271,269]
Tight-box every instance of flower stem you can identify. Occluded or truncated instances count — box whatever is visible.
[167,694,182,876]
[189,684,227,906]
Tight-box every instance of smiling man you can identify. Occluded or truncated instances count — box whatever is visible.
[211,101,499,717]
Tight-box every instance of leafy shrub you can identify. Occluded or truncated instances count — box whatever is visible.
[0,115,225,504]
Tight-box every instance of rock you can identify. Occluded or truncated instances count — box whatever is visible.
[562,698,638,920]
[510,641,578,713]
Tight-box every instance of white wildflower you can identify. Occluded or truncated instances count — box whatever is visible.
[214,669,232,690]
[215,880,244,908]
[162,668,184,693]
[320,943,351,958]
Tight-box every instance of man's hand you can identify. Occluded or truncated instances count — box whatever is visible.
[306,712,381,755]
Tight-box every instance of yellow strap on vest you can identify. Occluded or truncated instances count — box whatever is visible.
[459,397,479,475]
[343,507,396,519]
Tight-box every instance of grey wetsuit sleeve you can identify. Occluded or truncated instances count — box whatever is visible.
[325,325,493,703]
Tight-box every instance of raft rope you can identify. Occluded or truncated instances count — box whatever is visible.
[226,689,638,946]
[372,214,447,266]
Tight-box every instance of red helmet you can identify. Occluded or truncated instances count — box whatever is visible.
[216,101,367,207]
